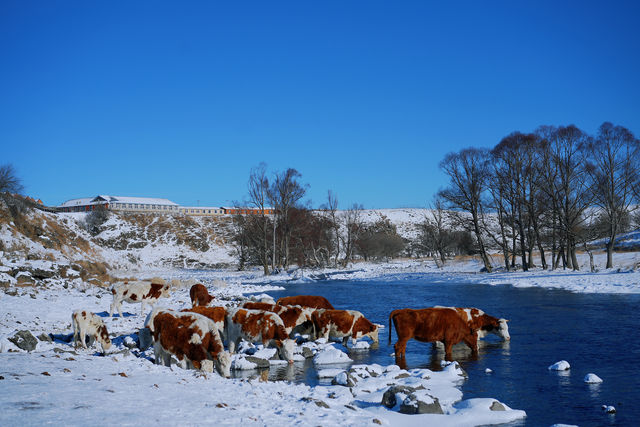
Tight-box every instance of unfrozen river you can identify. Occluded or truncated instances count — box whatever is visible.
[253,274,640,426]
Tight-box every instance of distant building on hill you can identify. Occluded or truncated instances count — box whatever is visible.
[56,195,271,216]
[179,206,226,216]
[58,195,180,213]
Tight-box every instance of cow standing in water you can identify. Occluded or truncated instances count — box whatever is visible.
[312,309,379,346]
[276,295,335,310]
[389,308,477,361]
[435,306,510,347]
[241,301,315,337]
[225,308,295,363]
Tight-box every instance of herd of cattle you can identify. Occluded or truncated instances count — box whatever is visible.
[71,277,511,378]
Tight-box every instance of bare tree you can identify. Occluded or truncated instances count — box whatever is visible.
[321,190,341,267]
[269,168,307,269]
[83,205,111,236]
[355,214,405,261]
[247,163,272,275]
[341,203,364,267]
[0,164,24,194]
[536,125,564,269]
[485,172,514,272]
[548,125,592,270]
[586,122,640,268]
[439,148,493,272]
[420,196,451,266]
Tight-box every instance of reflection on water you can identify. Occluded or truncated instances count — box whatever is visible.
[587,382,601,399]
[242,277,640,426]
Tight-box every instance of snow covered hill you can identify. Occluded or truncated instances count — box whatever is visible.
[0,201,433,288]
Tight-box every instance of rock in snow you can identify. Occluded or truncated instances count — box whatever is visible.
[548,360,571,371]
[584,373,603,383]
[8,330,38,352]
[399,390,444,414]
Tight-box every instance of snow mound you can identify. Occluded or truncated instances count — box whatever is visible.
[548,360,571,371]
[313,345,352,365]
[584,373,603,383]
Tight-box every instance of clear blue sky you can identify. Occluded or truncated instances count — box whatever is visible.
[2,1,639,209]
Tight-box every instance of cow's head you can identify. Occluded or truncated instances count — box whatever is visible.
[479,316,510,341]
[365,324,379,344]
[161,284,171,298]
[279,338,295,363]
[216,351,232,378]
[354,315,379,344]
[497,318,510,341]
[97,324,112,352]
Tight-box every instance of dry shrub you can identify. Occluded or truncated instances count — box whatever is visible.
[72,260,114,285]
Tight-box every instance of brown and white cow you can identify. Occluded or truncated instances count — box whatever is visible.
[241,301,315,337]
[146,308,231,377]
[225,308,295,363]
[109,278,171,317]
[312,309,379,347]
[388,308,477,360]
[181,306,226,338]
[72,309,112,353]
[435,306,510,347]
[276,295,335,310]
[189,283,215,307]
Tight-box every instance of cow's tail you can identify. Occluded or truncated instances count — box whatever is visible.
[388,311,396,345]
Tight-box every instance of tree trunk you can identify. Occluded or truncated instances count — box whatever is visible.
[606,240,614,269]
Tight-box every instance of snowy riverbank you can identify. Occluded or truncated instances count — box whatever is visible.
[0,267,532,426]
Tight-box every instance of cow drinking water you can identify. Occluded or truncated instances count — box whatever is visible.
[389,308,477,361]
[225,308,295,363]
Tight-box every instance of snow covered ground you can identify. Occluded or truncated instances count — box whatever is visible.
[0,268,528,426]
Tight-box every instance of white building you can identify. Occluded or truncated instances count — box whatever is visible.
[58,195,181,214]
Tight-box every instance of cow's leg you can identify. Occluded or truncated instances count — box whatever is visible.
[116,301,124,318]
[72,321,79,348]
[228,339,237,354]
[394,337,408,358]
[79,329,88,349]
[463,334,479,356]
[342,336,349,347]
[140,301,147,317]
[443,341,454,361]
[153,342,162,365]
[109,299,116,317]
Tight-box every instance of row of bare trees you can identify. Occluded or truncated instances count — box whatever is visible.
[233,164,407,274]
[437,122,640,271]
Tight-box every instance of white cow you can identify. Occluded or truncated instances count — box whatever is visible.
[72,309,112,352]
[109,278,171,317]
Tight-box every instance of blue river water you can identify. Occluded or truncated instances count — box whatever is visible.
[250,274,640,426]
